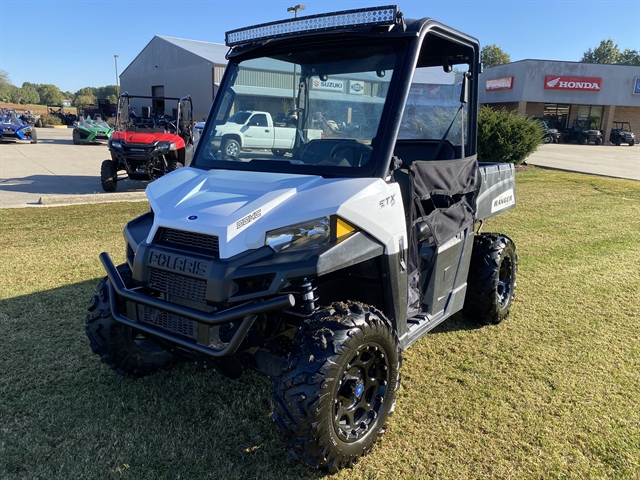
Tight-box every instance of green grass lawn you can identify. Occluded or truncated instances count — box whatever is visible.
[0,168,638,479]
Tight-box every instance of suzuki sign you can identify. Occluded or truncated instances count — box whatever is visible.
[486,77,514,91]
[544,76,602,91]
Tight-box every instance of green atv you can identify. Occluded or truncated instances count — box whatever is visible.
[72,115,114,145]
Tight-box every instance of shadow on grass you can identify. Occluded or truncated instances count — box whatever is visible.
[429,311,487,335]
[0,281,326,480]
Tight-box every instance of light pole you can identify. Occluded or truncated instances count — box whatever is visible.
[114,54,120,97]
[287,5,305,110]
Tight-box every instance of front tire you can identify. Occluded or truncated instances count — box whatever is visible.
[85,264,175,377]
[463,233,518,325]
[100,159,118,192]
[629,139,635,146]
[29,128,38,144]
[595,137,602,145]
[273,302,401,473]
[72,128,81,145]
[168,160,183,172]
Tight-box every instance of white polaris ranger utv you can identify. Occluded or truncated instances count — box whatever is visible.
[86,5,518,473]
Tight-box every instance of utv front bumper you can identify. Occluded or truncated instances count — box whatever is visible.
[100,252,295,358]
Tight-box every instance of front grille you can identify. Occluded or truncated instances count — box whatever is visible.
[138,305,197,339]
[154,227,219,256]
[148,268,206,303]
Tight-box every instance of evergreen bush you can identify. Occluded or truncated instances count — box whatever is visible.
[477,106,543,165]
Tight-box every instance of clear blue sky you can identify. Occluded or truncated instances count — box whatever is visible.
[1,0,639,93]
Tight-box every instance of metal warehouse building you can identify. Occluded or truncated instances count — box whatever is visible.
[120,36,229,121]
[122,39,640,143]
[479,60,640,142]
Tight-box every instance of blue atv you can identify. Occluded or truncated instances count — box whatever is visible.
[0,112,38,144]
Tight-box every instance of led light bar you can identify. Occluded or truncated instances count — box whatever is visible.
[226,5,399,46]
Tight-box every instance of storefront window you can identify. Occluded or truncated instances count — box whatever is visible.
[543,103,570,130]
[576,105,603,129]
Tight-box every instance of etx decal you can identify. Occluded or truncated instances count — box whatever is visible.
[380,195,396,208]
[634,77,640,95]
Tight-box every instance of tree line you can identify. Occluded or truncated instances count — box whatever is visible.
[481,38,639,68]
[0,70,118,108]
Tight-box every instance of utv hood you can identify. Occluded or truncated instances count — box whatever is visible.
[112,130,185,148]
[145,167,397,259]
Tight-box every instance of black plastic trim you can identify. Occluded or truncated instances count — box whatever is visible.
[101,252,294,358]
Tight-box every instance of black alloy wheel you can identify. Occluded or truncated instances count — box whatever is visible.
[273,302,401,473]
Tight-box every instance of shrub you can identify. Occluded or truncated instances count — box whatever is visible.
[41,114,62,126]
[477,106,543,165]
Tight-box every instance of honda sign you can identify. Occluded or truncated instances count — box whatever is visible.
[544,76,602,91]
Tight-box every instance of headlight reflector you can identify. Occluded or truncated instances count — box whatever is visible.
[265,217,330,252]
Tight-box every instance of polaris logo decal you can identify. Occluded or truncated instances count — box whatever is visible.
[491,189,515,213]
[149,251,208,276]
[237,209,261,229]
[544,76,602,91]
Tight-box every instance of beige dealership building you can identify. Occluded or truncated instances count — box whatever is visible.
[479,60,640,141]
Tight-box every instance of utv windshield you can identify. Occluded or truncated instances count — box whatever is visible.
[193,42,401,176]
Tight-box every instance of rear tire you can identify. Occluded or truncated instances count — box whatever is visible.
[35,118,42,128]
[463,233,518,325]
[101,159,118,192]
[271,148,287,156]
[85,264,175,377]
[615,138,622,146]
[578,136,587,145]
[273,302,401,473]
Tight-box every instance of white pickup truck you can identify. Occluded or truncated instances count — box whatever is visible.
[213,110,321,158]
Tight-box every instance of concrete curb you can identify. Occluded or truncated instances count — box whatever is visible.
[38,191,148,206]
[43,125,70,129]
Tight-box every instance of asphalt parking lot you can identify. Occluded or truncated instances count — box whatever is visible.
[0,128,638,209]
[0,127,148,208]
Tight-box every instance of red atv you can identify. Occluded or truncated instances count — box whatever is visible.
[101,93,194,192]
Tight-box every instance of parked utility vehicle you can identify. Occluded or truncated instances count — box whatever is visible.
[100,93,194,191]
[86,5,518,473]
[562,118,602,145]
[213,110,322,158]
[609,121,635,146]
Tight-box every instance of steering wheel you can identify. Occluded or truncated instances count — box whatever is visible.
[157,120,177,134]
[329,141,373,166]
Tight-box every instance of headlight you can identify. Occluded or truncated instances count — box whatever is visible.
[158,143,170,152]
[110,141,122,149]
[265,217,330,253]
